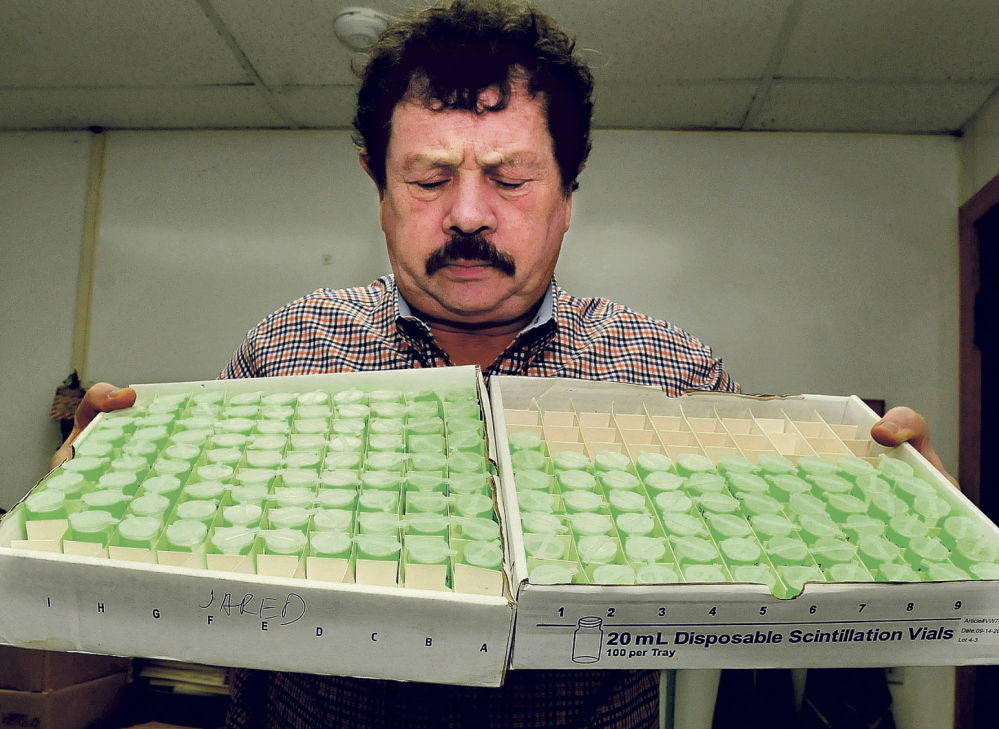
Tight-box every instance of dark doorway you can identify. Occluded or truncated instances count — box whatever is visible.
[972,201,998,729]
[975,204,998,522]
[956,174,999,729]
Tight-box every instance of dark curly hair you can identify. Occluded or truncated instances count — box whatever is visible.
[353,0,594,195]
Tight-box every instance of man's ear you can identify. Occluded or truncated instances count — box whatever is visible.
[358,150,384,198]
[562,193,573,233]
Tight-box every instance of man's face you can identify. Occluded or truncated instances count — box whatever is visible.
[369,82,572,325]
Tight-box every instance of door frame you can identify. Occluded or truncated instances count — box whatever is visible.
[954,171,999,729]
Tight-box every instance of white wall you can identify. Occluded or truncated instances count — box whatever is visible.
[0,132,91,510]
[89,130,387,386]
[960,91,999,202]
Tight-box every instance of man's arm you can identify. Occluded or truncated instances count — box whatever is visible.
[871,406,958,487]
[50,383,136,470]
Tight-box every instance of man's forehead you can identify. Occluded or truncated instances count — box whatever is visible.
[388,92,554,170]
[399,146,545,170]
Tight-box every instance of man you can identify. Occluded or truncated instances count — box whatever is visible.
[54,1,956,726]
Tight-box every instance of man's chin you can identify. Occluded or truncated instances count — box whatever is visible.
[428,288,520,323]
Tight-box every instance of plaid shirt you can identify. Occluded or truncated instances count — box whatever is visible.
[222,275,737,396]
[222,275,737,729]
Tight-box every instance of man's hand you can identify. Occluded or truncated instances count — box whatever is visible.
[50,383,136,470]
[870,406,958,487]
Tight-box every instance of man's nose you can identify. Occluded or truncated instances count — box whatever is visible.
[443,176,496,236]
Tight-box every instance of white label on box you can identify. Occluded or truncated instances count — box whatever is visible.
[511,581,999,670]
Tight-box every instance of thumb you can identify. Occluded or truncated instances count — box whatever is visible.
[50,383,136,471]
[871,406,957,488]
[870,406,928,450]
[73,383,137,431]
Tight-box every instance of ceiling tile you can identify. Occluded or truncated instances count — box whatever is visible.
[536,0,793,82]
[0,0,250,87]
[0,87,287,130]
[1,0,996,134]
[593,81,757,129]
[272,85,361,128]
[780,0,999,80]
[212,0,411,86]
[751,81,996,133]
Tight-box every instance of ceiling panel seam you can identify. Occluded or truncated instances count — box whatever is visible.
[741,0,807,131]
[195,0,300,128]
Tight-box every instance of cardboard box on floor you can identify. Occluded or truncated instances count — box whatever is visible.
[0,368,515,688]
[0,645,130,692]
[488,376,999,671]
[0,672,127,729]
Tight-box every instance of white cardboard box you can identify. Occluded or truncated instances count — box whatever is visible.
[0,367,515,687]
[6,370,999,683]
[489,376,999,671]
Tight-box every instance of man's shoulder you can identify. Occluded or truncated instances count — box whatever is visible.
[258,276,394,328]
[543,285,737,395]
[554,286,705,347]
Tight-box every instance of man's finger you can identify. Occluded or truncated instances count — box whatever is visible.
[74,383,137,430]
[871,406,957,487]
[49,383,136,471]
[870,406,927,449]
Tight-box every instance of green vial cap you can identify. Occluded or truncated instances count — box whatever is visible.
[261,528,308,555]
[354,534,402,559]
[719,537,762,564]
[615,513,655,537]
[636,564,680,584]
[576,535,619,564]
[129,494,171,518]
[463,540,503,569]
[624,536,667,563]
[551,451,592,472]
[556,470,597,491]
[312,508,354,532]
[117,516,162,544]
[165,520,209,550]
[530,564,578,584]
[455,516,501,541]
[562,490,606,513]
[591,564,637,584]
[568,513,614,536]
[636,451,674,475]
[311,531,352,558]
[523,534,567,560]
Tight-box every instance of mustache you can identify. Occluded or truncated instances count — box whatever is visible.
[424,233,516,277]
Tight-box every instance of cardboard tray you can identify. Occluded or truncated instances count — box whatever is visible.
[0,644,130,692]
[0,671,128,729]
[0,367,515,687]
[489,376,999,671]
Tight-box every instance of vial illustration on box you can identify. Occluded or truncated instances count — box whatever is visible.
[572,616,604,663]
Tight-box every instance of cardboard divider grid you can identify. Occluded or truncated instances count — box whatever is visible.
[504,398,891,469]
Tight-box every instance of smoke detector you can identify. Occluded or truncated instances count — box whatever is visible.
[333,7,390,51]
